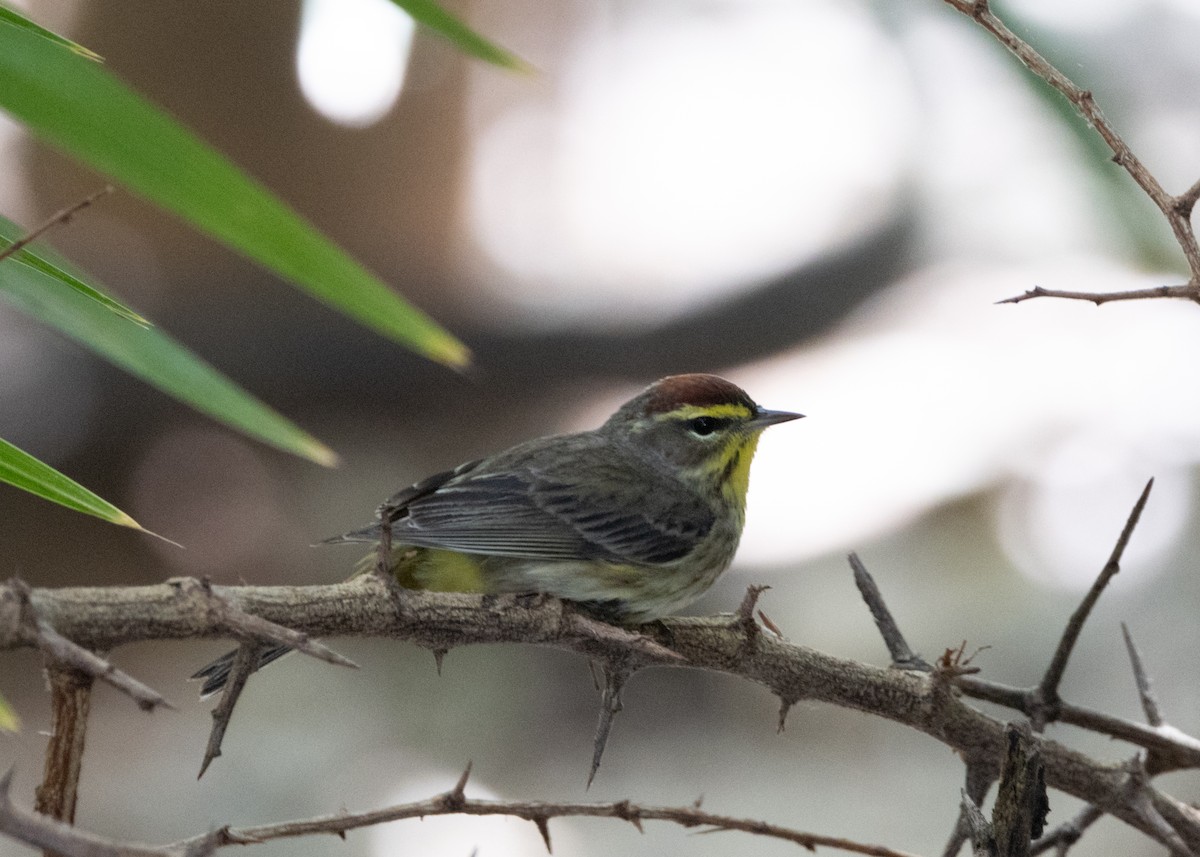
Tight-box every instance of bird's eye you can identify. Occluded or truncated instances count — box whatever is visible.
[687,416,719,437]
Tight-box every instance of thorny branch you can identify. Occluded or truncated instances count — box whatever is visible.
[182,575,359,779]
[940,0,1200,302]
[856,481,1200,855]
[0,487,1193,856]
[3,476,1200,855]
[8,578,170,712]
[1,494,1196,856]
[0,764,922,857]
[1025,624,1173,855]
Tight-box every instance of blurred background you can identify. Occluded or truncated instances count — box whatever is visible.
[3,0,1200,853]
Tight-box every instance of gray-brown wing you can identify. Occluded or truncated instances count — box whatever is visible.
[326,459,714,566]
[321,458,484,544]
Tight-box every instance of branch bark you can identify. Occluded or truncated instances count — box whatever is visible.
[2,574,1200,849]
[34,666,94,857]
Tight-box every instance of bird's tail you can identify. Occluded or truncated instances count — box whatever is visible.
[190,643,294,698]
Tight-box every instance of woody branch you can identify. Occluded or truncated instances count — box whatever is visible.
[939,0,1200,304]
[2,501,1200,853]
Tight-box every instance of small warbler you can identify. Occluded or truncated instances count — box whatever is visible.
[194,374,801,695]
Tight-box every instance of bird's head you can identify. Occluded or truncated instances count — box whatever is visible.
[604,374,803,502]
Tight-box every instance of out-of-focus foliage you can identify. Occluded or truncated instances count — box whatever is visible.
[0,13,470,368]
[0,435,145,531]
[0,218,337,467]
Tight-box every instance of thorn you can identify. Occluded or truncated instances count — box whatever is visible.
[0,766,13,798]
[850,553,927,669]
[288,636,358,670]
[587,664,630,788]
[453,761,472,799]
[777,698,793,733]
[197,747,220,780]
[533,816,552,853]
[758,610,784,639]
[612,800,645,834]
[1121,622,1163,727]
[693,794,704,809]
[732,586,768,661]
[216,825,261,846]
[198,642,262,779]
[432,649,447,676]
[736,585,769,625]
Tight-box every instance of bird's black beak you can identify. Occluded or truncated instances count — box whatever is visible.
[749,408,805,429]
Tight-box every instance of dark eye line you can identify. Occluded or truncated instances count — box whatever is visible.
[685,415,728,436]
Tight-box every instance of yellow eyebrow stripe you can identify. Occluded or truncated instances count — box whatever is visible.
[659,403,754,421]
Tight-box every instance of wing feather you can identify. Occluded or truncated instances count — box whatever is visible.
[324,441,714,565]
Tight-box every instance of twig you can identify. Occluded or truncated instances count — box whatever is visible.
[997,285,1200,306]
[0,187,113,266]
[183,774,925,857]
[0,764,926,857]
[849,553,929,670]
[0,769,190,857]
[953,677,1200,772]
[34,666,94,855]
[1030,479,1152,729]
[35,621,170,712]
[10,579,171,712]
[941,1,1200,284]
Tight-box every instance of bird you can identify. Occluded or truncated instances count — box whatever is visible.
[192,374,802,696]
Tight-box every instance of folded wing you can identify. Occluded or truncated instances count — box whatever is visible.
[325,451,713,566]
